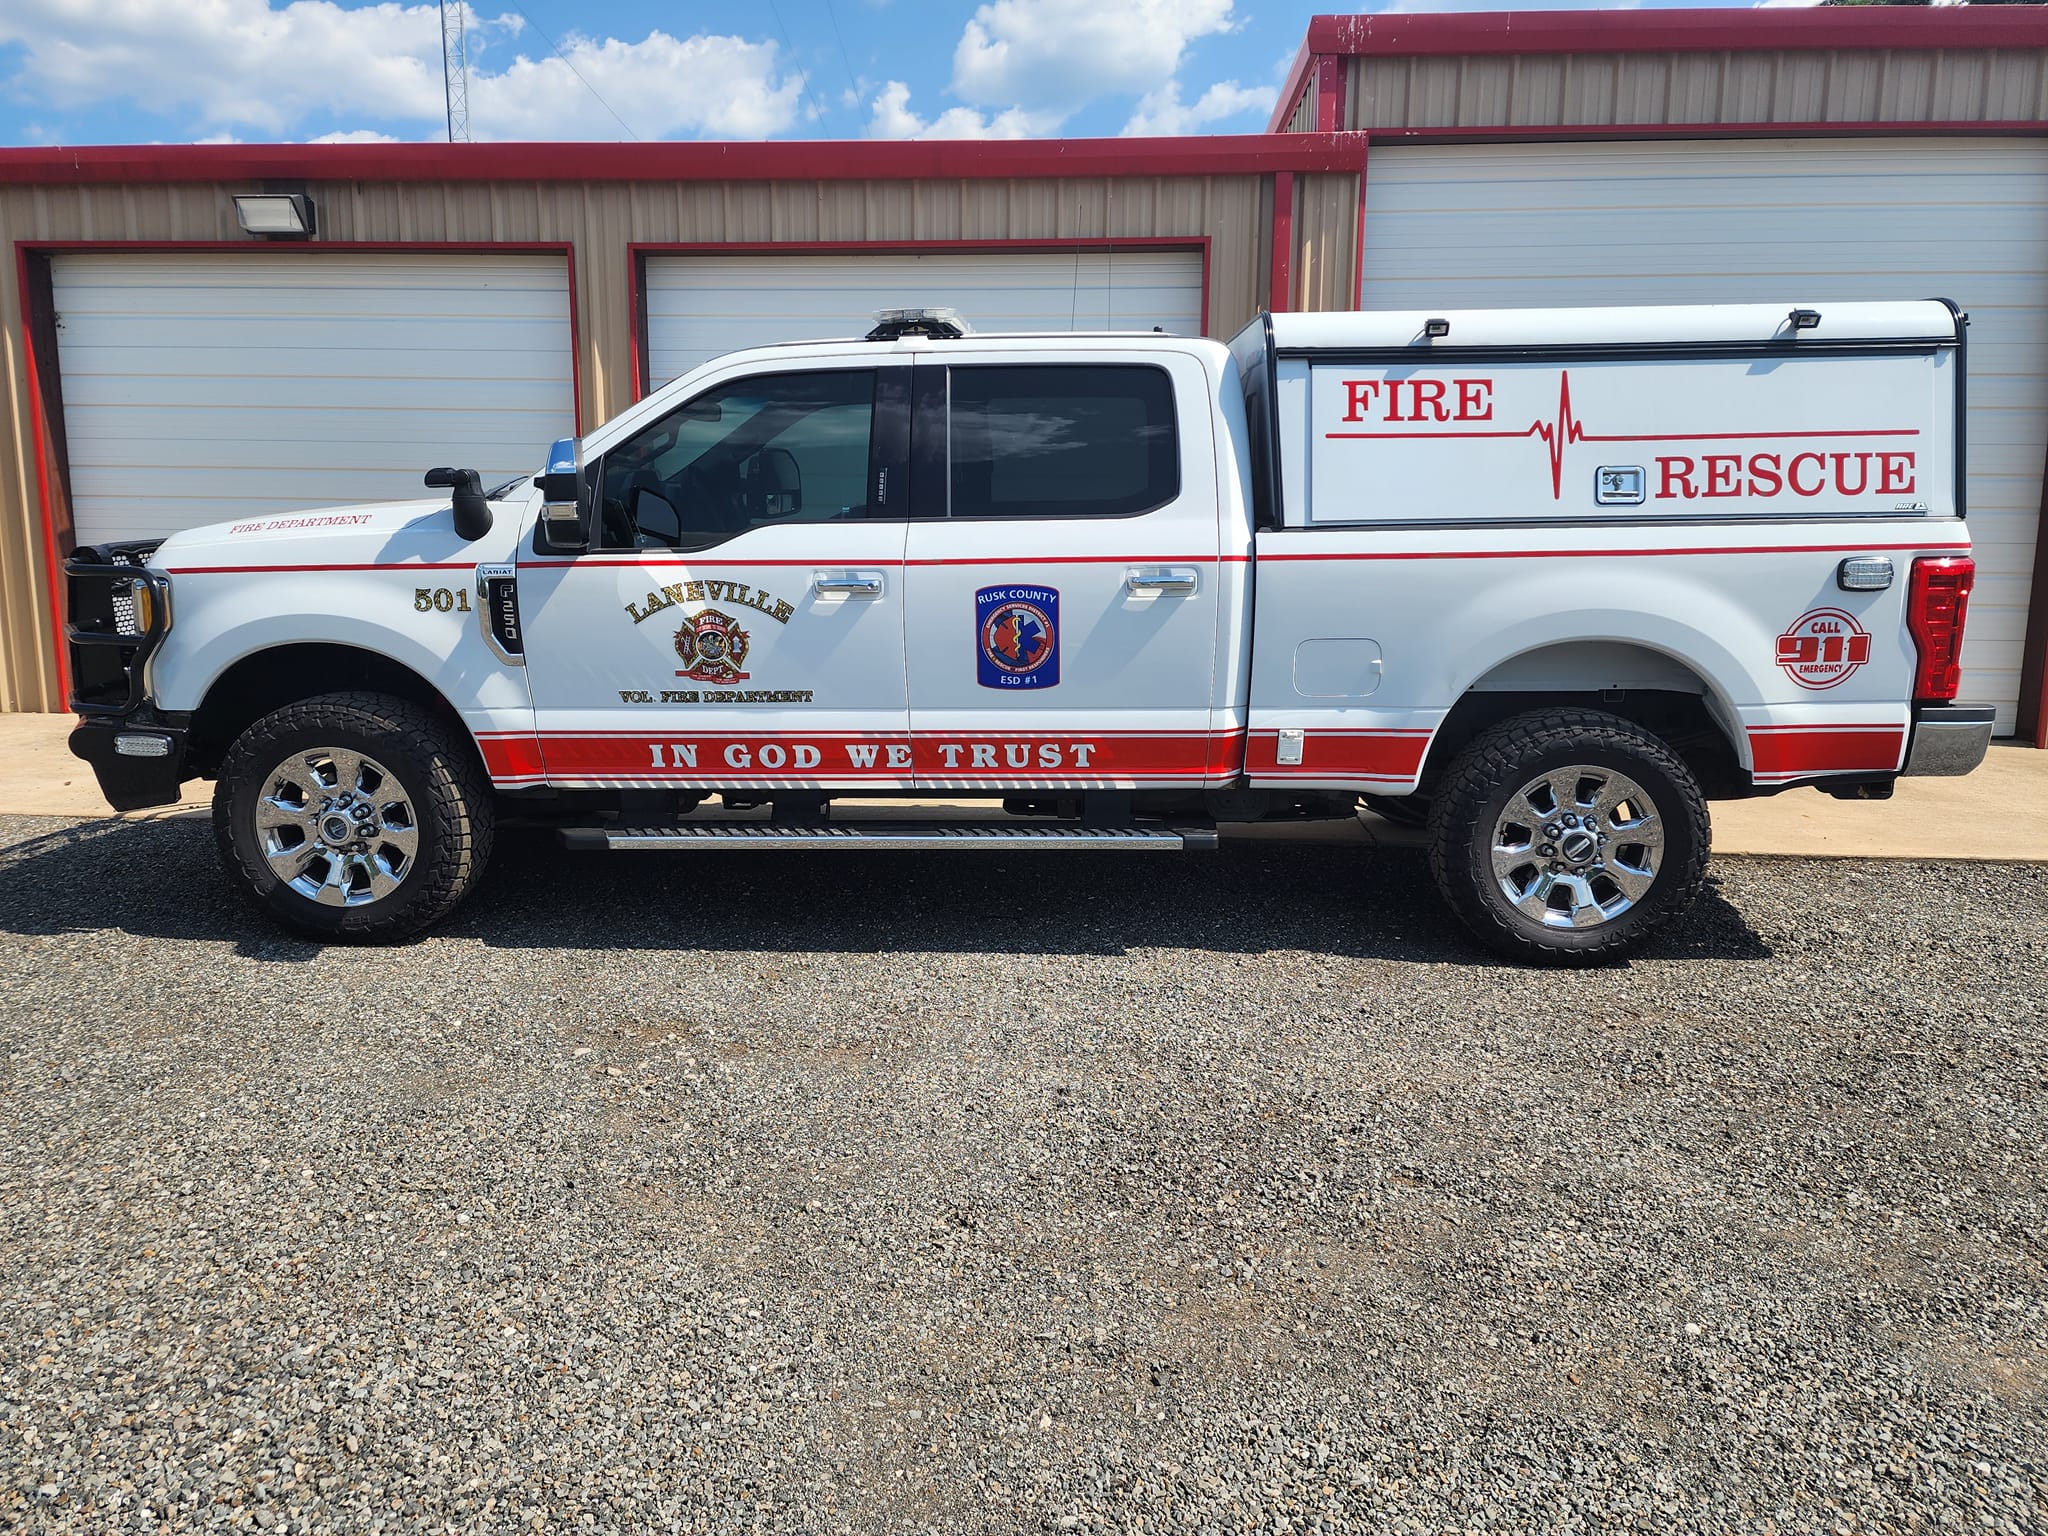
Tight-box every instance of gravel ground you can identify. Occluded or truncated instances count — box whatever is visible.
[0,811,2043,1535]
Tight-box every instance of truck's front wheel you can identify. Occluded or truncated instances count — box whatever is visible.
[213,691,493,942]
[1426,709,1708,964]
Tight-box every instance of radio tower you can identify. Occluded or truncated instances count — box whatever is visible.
[439,0,472,142]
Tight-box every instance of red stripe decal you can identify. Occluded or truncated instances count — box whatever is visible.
[1746,726,1905,778]
[1259,541,1968,563]
[164,561,479,575]
[495,731,1227,786]
[1244,729,1430,780]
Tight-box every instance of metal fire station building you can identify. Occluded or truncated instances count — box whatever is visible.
[3,7,2048,744]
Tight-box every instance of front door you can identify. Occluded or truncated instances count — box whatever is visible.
[520,361,914,790]
[902,350,1229,791]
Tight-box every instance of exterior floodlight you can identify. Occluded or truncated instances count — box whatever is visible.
[1423,317,1451,338]
[1788,308,1822,331]
[232,193,315,239]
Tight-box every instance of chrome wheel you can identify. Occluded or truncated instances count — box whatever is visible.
[1490,764,1665,930]
[253,746,418,907]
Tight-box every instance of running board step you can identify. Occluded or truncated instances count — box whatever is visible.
[560,823,1217,852]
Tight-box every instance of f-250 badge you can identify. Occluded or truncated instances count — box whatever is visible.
[675,608,751,684]
[976,585,1059,690]
[1777,608,1871,690]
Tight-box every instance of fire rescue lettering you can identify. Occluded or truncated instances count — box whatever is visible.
[1655,452,1916,501]
[624,580,794,626]
[1329,369,1920,504]
[1342,378,1494,423]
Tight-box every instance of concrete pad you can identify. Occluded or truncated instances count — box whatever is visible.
[2,711,2042,859]
[1710,741,2048,861]
[0,712,208,819]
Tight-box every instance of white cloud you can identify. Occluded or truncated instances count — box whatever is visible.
[466,30,803,140]
[865,80,1054,140]
[1122,79,1275,137]
[309,128,400,144]
[951,0,1238,116]
[0,0,805,141]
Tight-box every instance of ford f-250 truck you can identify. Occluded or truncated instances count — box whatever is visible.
[65,302,1991,961]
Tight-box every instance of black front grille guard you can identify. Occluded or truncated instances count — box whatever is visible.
[65,542,171,716]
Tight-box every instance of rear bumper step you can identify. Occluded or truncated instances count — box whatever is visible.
[561,823,1217,852]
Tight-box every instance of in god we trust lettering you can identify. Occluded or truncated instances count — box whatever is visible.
[643,739,1101,770]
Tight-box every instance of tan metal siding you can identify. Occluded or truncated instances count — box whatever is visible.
[0,173,1282,710]
[1288,174,1360,313]
[1284,86,1316,135]
[1349,48,2048,129]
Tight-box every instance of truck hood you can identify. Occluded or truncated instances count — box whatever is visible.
[150,497,494,570]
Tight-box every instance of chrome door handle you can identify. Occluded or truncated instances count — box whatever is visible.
[1125,570,1197,596]
[813,572,883,597]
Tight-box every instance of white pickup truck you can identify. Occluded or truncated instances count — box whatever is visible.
[66,302,1989,961]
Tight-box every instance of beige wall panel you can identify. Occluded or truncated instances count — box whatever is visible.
[0,191,46,709]
[1289,174,1360,314]
[1349,46,2048,129]
[1286,87,1315,135]
[0,170,1286,705]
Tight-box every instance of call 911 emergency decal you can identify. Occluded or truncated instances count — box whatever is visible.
[1777,608,1872,690]
[976,585,1060,690]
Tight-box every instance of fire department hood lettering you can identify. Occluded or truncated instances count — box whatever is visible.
[674,608,751,684]
[976,585,1060,690]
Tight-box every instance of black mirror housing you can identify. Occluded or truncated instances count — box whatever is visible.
[536,436,591,551]
[425,467,494,542]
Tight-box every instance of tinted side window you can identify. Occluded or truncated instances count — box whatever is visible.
[948,365,1178,519]
[596,370,875,550]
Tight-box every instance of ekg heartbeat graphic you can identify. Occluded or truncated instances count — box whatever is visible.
[1327,371,1921,498]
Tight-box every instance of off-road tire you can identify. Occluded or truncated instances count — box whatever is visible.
[1425,708,1709,965]
[213,691,494,942]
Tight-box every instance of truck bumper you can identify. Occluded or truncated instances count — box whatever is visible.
[68,718,191,812]
[1901,704,1996,778]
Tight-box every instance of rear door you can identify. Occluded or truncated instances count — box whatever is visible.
[901,347,1231,790]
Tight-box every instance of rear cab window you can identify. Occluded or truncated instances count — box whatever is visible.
[946,364,1179,519]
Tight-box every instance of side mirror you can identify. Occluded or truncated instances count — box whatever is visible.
[424,466,493,542]
[535,437,589,549]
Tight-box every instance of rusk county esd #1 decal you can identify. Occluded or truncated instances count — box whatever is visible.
[976,585,1060,690]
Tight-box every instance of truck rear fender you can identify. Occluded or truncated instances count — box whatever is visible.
[1417,588,1766,792]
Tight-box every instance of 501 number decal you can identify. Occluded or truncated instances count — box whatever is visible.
[415,587,473,614]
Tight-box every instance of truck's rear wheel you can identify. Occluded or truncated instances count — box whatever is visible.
[213,691,493,942]
[1426,709,1708,964]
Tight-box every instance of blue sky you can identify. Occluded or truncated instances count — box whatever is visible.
[0,0,1801,146]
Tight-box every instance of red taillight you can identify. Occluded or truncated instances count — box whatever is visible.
[1906,555,1975,703]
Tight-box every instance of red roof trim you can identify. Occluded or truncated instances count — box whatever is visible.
[0,133,1367,188]
[1270,7,2048,134]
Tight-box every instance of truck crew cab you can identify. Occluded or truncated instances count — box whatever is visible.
[65,302,1992,962]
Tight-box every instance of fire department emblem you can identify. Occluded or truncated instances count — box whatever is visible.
[975,585,1060,690]
[1776,607,1871,690]
[674,608,751,684]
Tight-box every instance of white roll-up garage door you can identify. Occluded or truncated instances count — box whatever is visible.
[52,251,576,546]
[643,250,1206,387]
[1359,138,2048,735]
